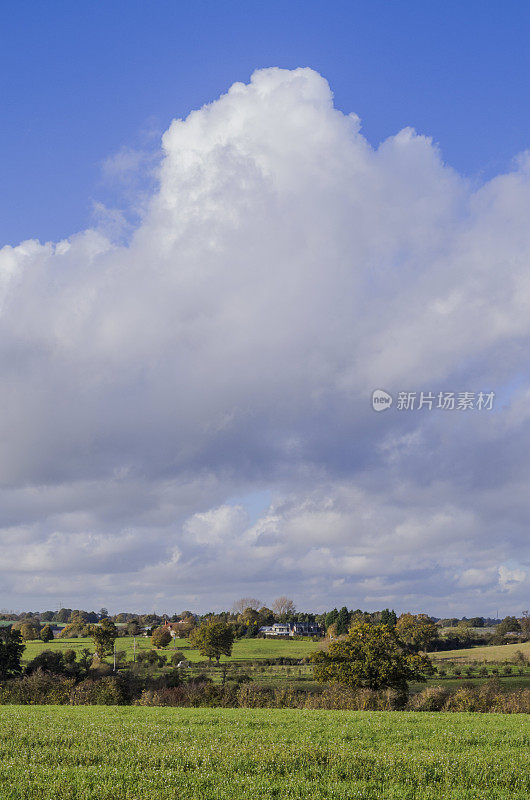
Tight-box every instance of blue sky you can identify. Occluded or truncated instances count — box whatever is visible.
[2,1,529,245]
[0,3,529,615]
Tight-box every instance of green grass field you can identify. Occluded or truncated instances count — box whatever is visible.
[20,635,530,692]
[431,641,530,663]
[0,706,528,799]
[22,633,530,668]
[21,634,321,664]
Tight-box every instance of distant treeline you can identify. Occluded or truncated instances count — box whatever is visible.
[1,605,528,651]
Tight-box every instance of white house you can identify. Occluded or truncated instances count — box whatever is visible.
[259,622,322,637]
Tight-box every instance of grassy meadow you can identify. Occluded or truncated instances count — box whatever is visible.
[19,634,530,694]
[21,633,321,664]
[23,633,530,665]
[431,640,530,663]
[0,706,528,799]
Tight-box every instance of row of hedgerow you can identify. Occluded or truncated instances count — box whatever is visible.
[1,670,529,712]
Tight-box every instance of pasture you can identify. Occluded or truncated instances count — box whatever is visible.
[21,634,320,664]
[20,635,530,692]
[431,641,530,663]
[21,632,530,671]
[0,706,528,799]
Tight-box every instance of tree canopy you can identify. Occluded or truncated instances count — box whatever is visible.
[310,621,433,695]
[335,606,350,635]
[151,626,172,649]
[40,624,54,642]
[189,621,235,664]
[0,627,25,680]
[271,597,296,618]
[380,608,397,627]
[88,619,118,659]
[395,613,438,651]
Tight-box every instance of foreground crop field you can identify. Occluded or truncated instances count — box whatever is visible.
[0,707,528,800]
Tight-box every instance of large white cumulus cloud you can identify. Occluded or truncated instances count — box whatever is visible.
[0,68,529,614]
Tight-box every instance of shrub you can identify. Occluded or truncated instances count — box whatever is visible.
[70,677,125,705]
[269,686,302,709]
[170,651,185,666]
[0,670,74,704]
[303,685,401,711]
[136,682,238,708]
[25,650,66,675]
[512,650,529,666]
[236,684,274,708]
[493,689,530,713]
[445,687,481,712]
[409,686,450,711]
[88,659,113,676]
[137,650,165,668]
[231,673,252,685]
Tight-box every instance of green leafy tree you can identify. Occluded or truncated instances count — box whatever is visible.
[58,615,90,638]
[335,606,350,636]
[310,621,433,695]
[519,611,530,638]
[396,613,438,651]
[151,626,172,649]
[498,616,521,634]
[189,621,235,664]
[238,607,261,625]
[40,624,54,642]
[380,608,397,627]
[325,608,339,629]
[25,650,66,675]
[19,621,40,641]
[127,620,141,636]
[491,617,521,644]
[78,648,93,673]
[53,608,72,623]
[258,607,275,626]
[0,627,25,680]
[88,619,118,659]
[491,616,521,644]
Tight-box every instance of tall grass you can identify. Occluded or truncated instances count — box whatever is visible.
[0,706,528,799]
